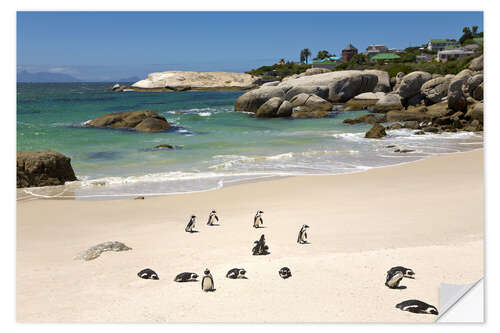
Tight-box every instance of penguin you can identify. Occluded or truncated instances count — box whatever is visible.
[207,210,219,226]
[185,215,196,233]
[297,224,309,244]
[201,268,215,292]
[388,266,415,279]
[252,234,270,255]
[395,300,438,315]
[226,268,247,279]
[279,267,292,279]
[385,269,404,289]
[174,272,198,282]
[137,268,159,280]
[253,210,264,228]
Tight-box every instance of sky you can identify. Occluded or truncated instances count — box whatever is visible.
[17,11,483,81]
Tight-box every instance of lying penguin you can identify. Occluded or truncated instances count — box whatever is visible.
[279,267,292,279]
[201,268,215,292]
[137,268,159,280]
[253,210,264,228]
[396,300,438,315]
[297,224,309,244]
[252,234,270,255]
[385,266,415,289]
[207,210,219,226]
[185,215,197,233]
[226,268,247,279]
[174,272,198,282]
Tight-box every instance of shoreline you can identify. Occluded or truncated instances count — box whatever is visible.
[17,149,484,322]
[17,146,483,202]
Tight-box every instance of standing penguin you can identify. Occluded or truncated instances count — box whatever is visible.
[201,268,215,292]
[252,234,270,255]
[207,210,219,226]
[185,215,196,233]
[253,210,264,228]
[297,224,309,244]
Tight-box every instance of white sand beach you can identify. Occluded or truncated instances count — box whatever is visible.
[16,149,484,322]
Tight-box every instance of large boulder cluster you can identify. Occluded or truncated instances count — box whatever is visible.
[85,110,172,133]
[17,150,77,188]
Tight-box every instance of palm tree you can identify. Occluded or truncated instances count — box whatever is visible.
[472,25,478,34]
[303,48,311,64]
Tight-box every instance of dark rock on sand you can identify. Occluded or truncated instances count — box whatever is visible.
[365,123,387,139]
[17,150,77,188]
[86,110,171,133]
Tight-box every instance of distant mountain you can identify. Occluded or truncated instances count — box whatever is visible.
[116,76,141,83]
[17,70,81,83]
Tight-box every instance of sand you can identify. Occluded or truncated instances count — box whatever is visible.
[16,150,484,322]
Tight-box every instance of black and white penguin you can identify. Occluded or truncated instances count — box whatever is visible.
[201,268,215,292]
[396,300,438,315]
[174,272,199,282]
[279,267,292,279]
[253,210,264,228]
[226,268,247,279]
[297,224,309,244]
[185,215,196,233]
[207,210,219,226]
[137,268,159,280]
[252,234,270,255]
[385,269,404,289]
[389,266,415,279]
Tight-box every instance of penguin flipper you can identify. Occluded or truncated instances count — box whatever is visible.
[215,215,219,222]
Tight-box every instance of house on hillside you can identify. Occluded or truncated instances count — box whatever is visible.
[342,44,358,62]
[370,53,400,63]
[416,53,435,62]
[365,44,389,57]
[437,49,475,62]
[427,39,457,51]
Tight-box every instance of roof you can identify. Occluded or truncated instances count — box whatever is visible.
[371,53,401,60]
[313,56,341,64]
[429,39,454,43]
[343,44,358,51]
[437,49,474,55]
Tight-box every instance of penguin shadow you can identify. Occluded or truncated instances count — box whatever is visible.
[186,230,200,233]
[207,223,220,227]
[253,226,266,229]
[391,285,407,290]
[298,241,311,245]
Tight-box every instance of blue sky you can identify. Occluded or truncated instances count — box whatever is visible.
[17,11,483,81]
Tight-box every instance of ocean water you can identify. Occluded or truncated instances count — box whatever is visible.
[17,82,483,200]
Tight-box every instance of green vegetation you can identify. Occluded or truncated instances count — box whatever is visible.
[300,48,312,64]
[459,26,483,45]
[313,50,333,60]
[246,62,312,81]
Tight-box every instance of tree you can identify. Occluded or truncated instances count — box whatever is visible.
[313,50,331,60]
[459,26,473,45]
[472,25,478,34]
[300,48,311,64]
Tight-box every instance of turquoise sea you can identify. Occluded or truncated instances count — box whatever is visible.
[17,83,483,199]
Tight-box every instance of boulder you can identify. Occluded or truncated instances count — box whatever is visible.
[255,97,284,118]
[365,123,387,139]
[465,102,484,123]
[386,103,451,122]
[276,100,293,117]
[473,82,484,101]
[291,107,329,119]
[86,110,171,133]
[344,93,385,111]
[304,67,331,75]
[261,81,280,87]
[463,74,483,97]
[131,71,259,90]
[397,71,432,98]
[469,55,484,71]
[343,113,386,125]
[386,123,404,130]
[373,93,403,112]
[448,73,472,112]
[364,70,391,92]
[17,150,77,188]
[392,72,405,91]
[289,93,333,112]
[282,85,329,101]
[420,76,451,104]
[234,86,285,113]
[404,121,420,129]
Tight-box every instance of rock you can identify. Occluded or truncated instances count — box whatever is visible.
[261,81,280,87]
[433,116,452,126]
[234,86,285,113]
[450,111,464,120]
[134,196,145,200]
[364,70,391,92]
[392,72,405,91]
[465,102,483,123]
[463,74,483,97]
[386,123,403,130]
[86,110,171,133]
[397,71,432,98]
[131,71,259,90]
[423,126,440,133]
[407,93,425,106]
[282,85,329,101]
[276,100,293,117]
[289,93,333,112]
[404,121,420,129]
[372,93,403,112]
[386,110,430,122]
[343,114,386,125]
[153,144,175,149]
[305,67,331,75]
[394,149,415,153]
[420,76,451,104]
[255,97,284,118]
[469,55,483,71]
[448,73,472,112]
[291,107,329,119]
[473,82,483,101]
[415,131,425,135]
[277,70,378,103]
[386,145,396,148]
[17,150,77,188]
[74,241,132,261]
[365,123,387,139]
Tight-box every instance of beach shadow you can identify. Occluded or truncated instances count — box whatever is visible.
[207,223,220,226]
[393,285,407,290]
[253,226,266,229]
[186,230,200,233]
[299,241,311,245]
